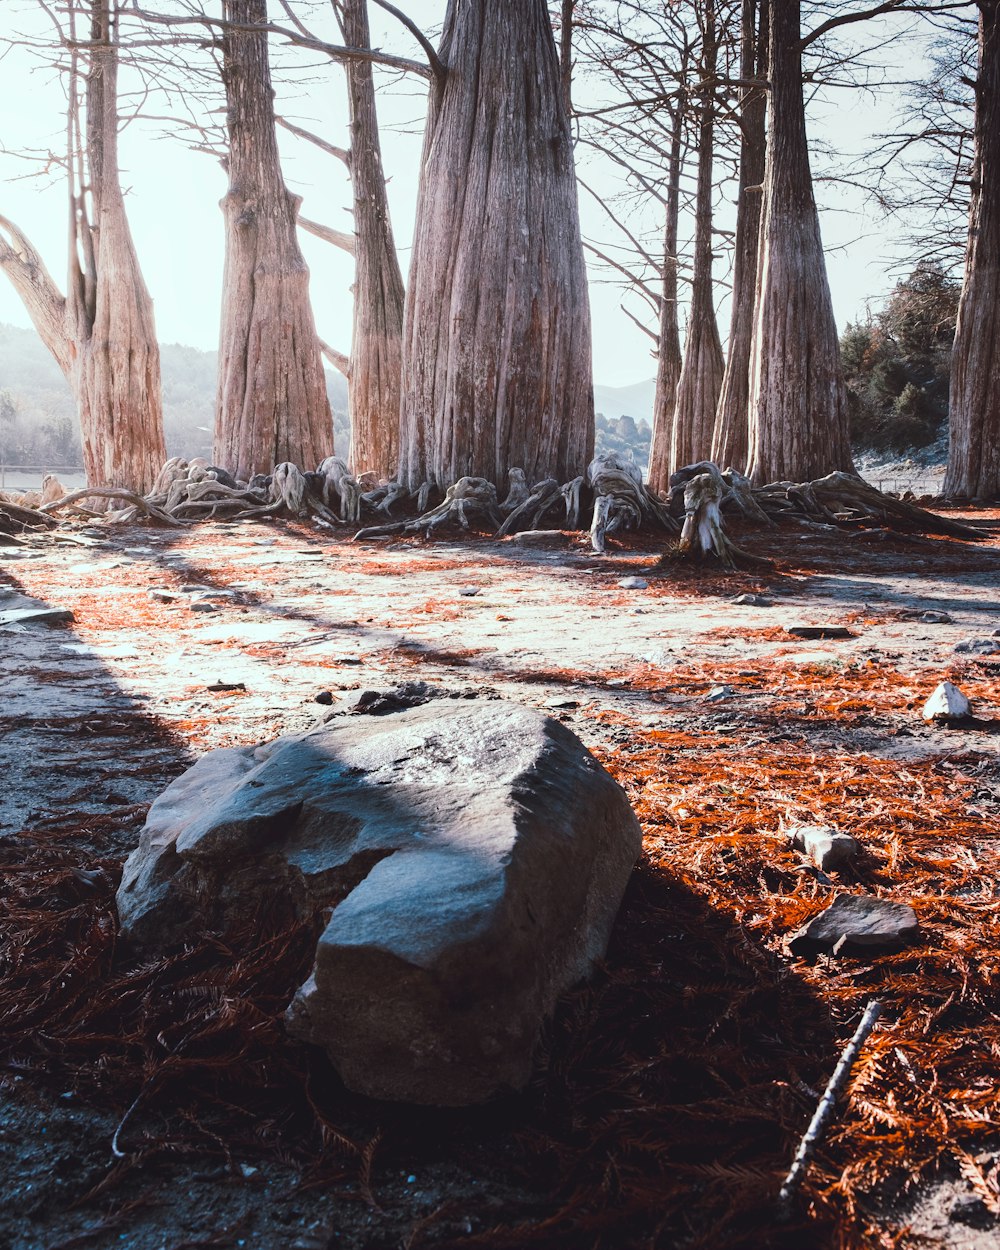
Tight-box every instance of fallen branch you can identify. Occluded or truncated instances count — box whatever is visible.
[777,999,883,1218]
[39,488,184,527]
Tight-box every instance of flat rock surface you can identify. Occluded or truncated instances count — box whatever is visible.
[789,894,919,955]
[118,698,642,1104]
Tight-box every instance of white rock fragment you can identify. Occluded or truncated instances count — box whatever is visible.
[922,681,971,722]
[789,824,860,872]
[705,684,735,702]
[618,577,648,590]
[458,586,481,597]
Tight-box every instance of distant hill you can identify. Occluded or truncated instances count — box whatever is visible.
[0,323,350,468]
[1,320,651,476]
[594,377,655,425]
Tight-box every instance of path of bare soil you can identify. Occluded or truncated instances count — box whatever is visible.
[1,514,998,1250]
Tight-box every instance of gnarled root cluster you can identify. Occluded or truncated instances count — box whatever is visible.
[11,453,985,563]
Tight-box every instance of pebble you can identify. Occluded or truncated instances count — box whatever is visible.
[704,684,734,702]
[458,586,481,597]
[922,680,971,722]
[732,593,772,606]
[920,611,952,623]
[545,697,580,710]
[314,691,334,705]
[147,589,177,603]
[618,577,648,590]
[789,824,860,872]
[190,602,220,613]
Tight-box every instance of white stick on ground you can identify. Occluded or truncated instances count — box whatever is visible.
[777,998,883,1217]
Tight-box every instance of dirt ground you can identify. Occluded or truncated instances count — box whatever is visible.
[1,509,999,1250]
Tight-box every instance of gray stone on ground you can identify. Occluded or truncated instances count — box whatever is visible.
[953,638,1000,655]
[618,576,648,590]
[0,606,74,628]
[789,824,860,872]
[116,697,642,1106]
[732,593,772,607]
[922,681,971,722]
[789,894,918,957]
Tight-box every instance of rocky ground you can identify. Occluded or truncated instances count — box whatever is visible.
[1,510,999,1250]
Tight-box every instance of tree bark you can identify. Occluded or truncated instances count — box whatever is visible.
[670,0,724,475]
[341,0,406,482]
[712,0,767,472]
[0,0,166,496]
[215,0,333,481]
[646,99,684,496]
[944,1,1000,500]
[745,0,854,485]
[397,0,594,493]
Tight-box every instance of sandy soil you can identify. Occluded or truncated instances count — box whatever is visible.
[1,512,999,1250]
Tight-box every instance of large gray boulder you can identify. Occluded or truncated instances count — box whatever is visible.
[116,696,642,1105]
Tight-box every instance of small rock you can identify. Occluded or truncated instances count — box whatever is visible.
[922,681,971,722]
[239,1164,259,1180]
[704,684,734,702]
[314,691,334,705]
[618,577,648,590]
[786,625,856,640]
[788,895,918,957]
[545,697,580,710]
[147,589,177,603]
[190,601,220,613]
[206,681,247,693]
[0,607,74,628]
[458,586,481,597]
[920,611,952,623]
[732,593,772,606]
[789,824,860,872]
[953,638,1000,655]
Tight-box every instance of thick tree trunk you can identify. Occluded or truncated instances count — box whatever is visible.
[646,101,684,496]
[0,1,166,496]
[745,0,854,485]
[670,0,724,475]
[712,0,767,472]
[341,0,406,481]
[215,0,333,481]
[397,0,594,493]
[944,1,1000,500]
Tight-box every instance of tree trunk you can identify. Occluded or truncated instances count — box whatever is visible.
[745,0,854,485]
[0,0,166,496]
[944,1,1000,500]
[646,100,684,496]
[712,0,767,472]
[341,0,406,482]
[397,0,594,493]
[670,0,724,475]
[215,0,333,481]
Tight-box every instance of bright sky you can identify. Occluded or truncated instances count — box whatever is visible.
[0,2,937,389]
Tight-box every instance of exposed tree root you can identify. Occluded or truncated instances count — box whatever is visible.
[23,456,987,564]
[589,453,679,553]
[354,476,503,540]
[675,468,770,571]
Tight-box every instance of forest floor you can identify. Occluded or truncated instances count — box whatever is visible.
[1,509,999,1250]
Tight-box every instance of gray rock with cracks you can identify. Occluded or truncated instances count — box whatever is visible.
[116,696,642,1105]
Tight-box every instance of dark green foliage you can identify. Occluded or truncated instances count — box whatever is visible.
[843,265,960,454]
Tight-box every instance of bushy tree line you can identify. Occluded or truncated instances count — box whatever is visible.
[842,265,961,454]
